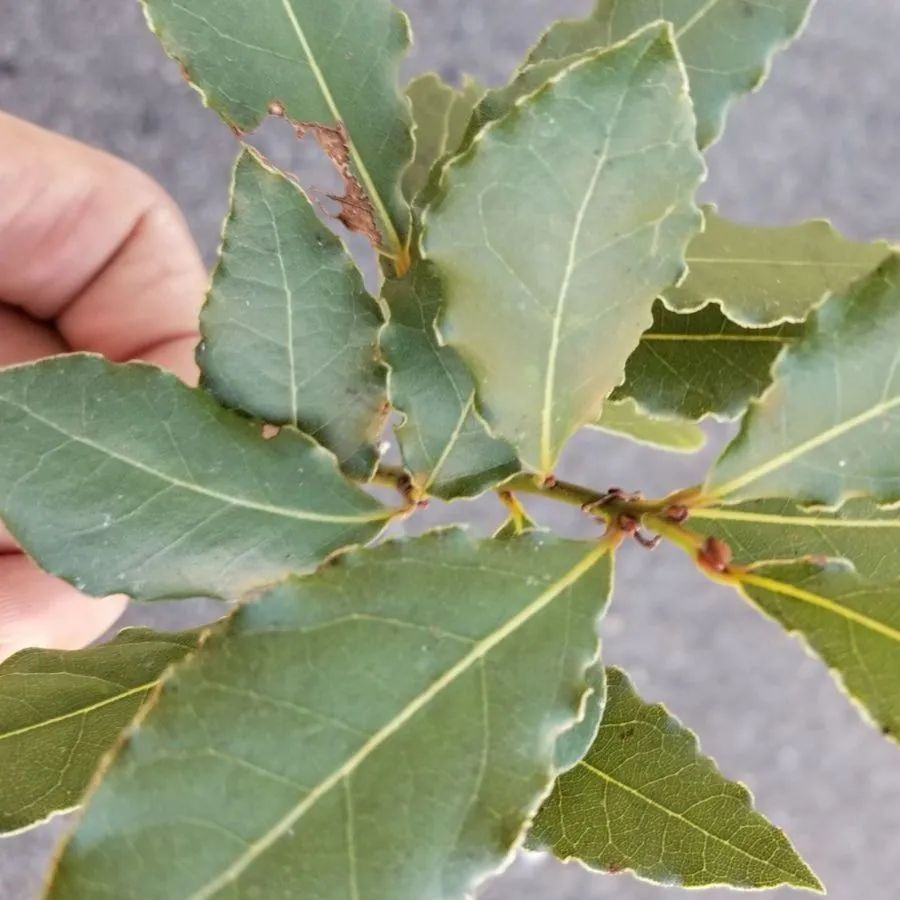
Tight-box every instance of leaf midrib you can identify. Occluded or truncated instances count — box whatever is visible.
[577,756,814,886]
[642,333,787,344]
[187,540,611,900]
[539,44,647,473]
[277,0,401,253]
[710,394,900,500]
[1,397,391,525]
[686,256,874,269]
[692,507,900,529]
[740,572,900,643]
[0,681,153,743]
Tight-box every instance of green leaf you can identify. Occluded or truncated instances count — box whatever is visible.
[530,667,823,892]
[403,74,484,204]
[706,254,900,506]
[141,0,413,251]
[527,0,815,149]
[613,300,801,421]
[592,398,706,453]
[665,207,892,326]
[0,628,202,835]
[198,150,386,479]
[381,262,519,500]
[403,74,456,204]
[741,562,900,741]
[423,25,704,477]
[0,356,391,602]
[46,532,613,900]
[553,663,607,773]
[690,497,900,580]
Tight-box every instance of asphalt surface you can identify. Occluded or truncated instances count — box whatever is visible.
[2,1,900,898]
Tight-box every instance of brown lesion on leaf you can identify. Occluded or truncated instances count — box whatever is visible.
[266,101,382,248]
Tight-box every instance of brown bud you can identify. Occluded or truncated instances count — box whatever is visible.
[664,504,690,524]
[698,536,733,573]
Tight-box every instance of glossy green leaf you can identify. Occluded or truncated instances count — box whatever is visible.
[0,628,202,835]
[0,356,391,602]
[665,207,892,326]
[199,150,386,478]
[613,300,801,421]
[707,254,900,506]
[592,398,706,453]
[381,262,519,500]
[530,667,823,892]
[691,497,900,580]
[403,74,484,204]
[46,532,613,900]
[527,0,815,149]
[423,25,704,477]
[141,0,413,251]
[741,562,900,741]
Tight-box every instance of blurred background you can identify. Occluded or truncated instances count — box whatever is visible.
[2,1,899,897]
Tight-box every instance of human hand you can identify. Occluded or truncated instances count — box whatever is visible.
[0,112,207,661]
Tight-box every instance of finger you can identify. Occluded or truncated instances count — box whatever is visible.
[0,554,127,662]
[0,304,67,367]
[0,307,69,553]
[0,112,206,368]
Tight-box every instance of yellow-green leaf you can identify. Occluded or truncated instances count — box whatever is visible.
[741,562,900,741]
[530,667,823,892]
[666,207,892,326]
[0,628,202,835]
[46,532,613,900]
[707,254,900,506]
[690,497,900,580]
[593,398,706,453]
[423,25,704,476]
[403,74,484,204]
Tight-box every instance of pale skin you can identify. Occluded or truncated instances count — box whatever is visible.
[0,112,207,661]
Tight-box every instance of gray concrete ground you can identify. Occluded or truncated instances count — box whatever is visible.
[2,1,900,898]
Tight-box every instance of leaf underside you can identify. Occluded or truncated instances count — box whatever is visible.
[614,299,801,422]
[690,496,900,581]
[423,24,704,475]
[403,74,485,205]
[527,0,815,149]
[707,254,900,506]
[200,149,387,479]
[592,398,706,453]
[46,532,612,900]
[0,356,390,601]
[141,0,413,250]
[740,563,900,741]
[665,206,892,326]
[381,262,520,500]
[0,629,201,835]
[530,667,822,892]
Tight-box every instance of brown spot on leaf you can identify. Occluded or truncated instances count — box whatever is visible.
[296,121,381,247]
